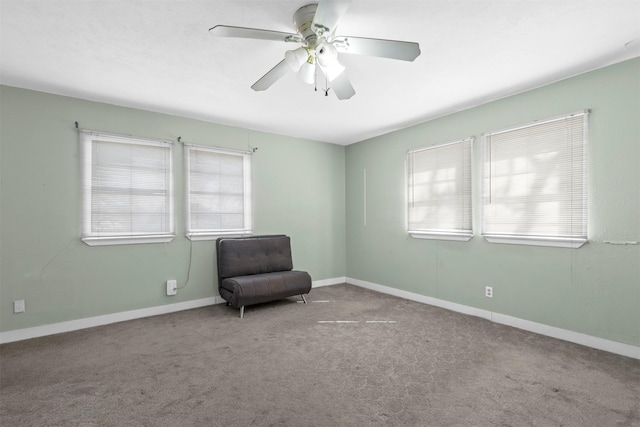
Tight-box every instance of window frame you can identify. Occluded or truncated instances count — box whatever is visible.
[79,130,175,246]
[184,144,253,241]
[406,137,474,242]
[481,110,589,248]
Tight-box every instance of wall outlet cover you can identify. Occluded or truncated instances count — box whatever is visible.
[13,300,26,313]
[485,286,493,298]
[166,280,178,296]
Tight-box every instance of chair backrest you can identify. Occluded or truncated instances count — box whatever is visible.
[216,235,293,286]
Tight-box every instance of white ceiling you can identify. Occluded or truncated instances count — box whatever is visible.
[1,0,639,145]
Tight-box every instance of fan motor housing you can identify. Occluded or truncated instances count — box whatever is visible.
[294,4,318,46]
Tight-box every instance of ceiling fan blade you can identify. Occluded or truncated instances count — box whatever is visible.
[312,0,353,36]
[251,60,290,91]
[330,72,356,100]
[209,25,300,43]
[335,36,421,61]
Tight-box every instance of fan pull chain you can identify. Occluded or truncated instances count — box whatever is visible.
[312,64,330,97]
[325,73,329,96]
[314,64,318,92]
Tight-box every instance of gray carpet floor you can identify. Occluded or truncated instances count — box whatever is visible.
[1,284,639,426]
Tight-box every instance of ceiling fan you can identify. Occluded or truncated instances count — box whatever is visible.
[209,0,421,100]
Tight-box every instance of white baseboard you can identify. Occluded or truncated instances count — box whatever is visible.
[312,277,346,288]
[347,277,640,360]
[4,277,637,360]
[0,278,346,344]
[0,277,345,344]
[0,297,221,345]
[490,313,640,360]
[348,277,492,321]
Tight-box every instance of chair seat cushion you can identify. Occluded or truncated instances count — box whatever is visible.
[220,270,312,308]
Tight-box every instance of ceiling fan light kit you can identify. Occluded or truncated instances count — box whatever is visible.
[209,0,421,100]
[284,47,310,71]
[298,60,316,85]
[316,43,339,68]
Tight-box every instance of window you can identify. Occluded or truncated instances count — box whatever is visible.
[407,138,473,241]
[80,130,174,246]
[184,145,252,240]
[482,111,588,248]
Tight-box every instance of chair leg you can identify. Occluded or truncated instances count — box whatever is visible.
[300,294,307,304]
[239,305,245,319]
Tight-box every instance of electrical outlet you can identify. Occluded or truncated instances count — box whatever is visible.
[13,299,25,313]
[485,286,493,298]
[166,280,178,296]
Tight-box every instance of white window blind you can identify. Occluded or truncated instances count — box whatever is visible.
[482,111,588,248]
[80,130,174,246]
[407,138,473,241]
[185,145,252,240]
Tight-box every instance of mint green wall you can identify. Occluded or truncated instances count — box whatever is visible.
[2,59,638,346]
[346,58,640,346]
[0,86,346,332]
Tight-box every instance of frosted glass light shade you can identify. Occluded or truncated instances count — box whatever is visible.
[285,47,308,72]
[297,61,315,84]
[316,43,338,67]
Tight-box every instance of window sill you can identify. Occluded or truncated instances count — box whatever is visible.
[483,235,587,248]
[409,232,473,242]
[186,231,252,241]
[82,234,175,246]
